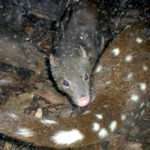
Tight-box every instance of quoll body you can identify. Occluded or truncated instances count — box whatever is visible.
[0,23,149,149]
[50,0,101,107]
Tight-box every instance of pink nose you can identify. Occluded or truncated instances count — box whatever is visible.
[78,96,90,107]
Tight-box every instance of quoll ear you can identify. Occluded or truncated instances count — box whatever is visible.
[79,46,88,58]
[49,54,60,67]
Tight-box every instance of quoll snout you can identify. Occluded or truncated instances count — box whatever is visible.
[78,96,90,107]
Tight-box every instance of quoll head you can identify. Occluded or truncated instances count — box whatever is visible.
[49,48,93,107]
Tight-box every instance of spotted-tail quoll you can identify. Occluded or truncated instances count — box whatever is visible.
[0,23,149,149]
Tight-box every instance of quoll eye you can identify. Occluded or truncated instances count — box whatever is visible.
[63,80,70,87]
[84,73,89,80]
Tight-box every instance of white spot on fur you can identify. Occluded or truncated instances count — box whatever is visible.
[15,128,34,137]
[95,65,103,73]
[109,120,117,132]
[92,122,100,132]
[98,128,108,139]
[105,80,112,85]
[139,83,147,91]
[125,54,133,62]
[51,129,84,145]
[41,119,57,125]
[35,108,43,119]
[112,48,120,56]
[7,112,18,120]
[121,114,127,121]
[136,37,143,44]
[126,72,133,80]
[104,104,109,108]
[82,110,91,115]
[95,114,103,120]
[130,94,139,102]
[142,65,148,71]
